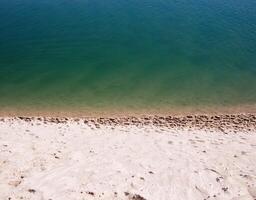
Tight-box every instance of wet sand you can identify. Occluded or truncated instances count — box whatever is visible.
[0,114,256,200]
[1,104,256,118]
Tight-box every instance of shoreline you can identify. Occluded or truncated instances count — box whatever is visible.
[1,113,256,133]
[0,103,256,118]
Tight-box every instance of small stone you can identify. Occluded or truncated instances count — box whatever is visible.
[28,189,36,193]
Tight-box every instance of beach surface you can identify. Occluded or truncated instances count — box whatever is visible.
[0,115,256,200]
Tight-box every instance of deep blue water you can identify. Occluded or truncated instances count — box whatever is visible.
[0,0,256,114]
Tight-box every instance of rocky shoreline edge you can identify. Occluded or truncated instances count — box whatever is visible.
[1,114,256,133]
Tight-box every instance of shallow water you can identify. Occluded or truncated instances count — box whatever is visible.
[0,0,256,114]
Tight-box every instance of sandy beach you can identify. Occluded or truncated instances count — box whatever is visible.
[1,0,256,199]
[0,115,256,200]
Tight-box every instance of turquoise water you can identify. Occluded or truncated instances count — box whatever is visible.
[0,0,256,114]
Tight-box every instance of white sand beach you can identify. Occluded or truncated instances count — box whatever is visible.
[0,117,256,200]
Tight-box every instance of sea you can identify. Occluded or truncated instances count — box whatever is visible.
[0,0,256,115]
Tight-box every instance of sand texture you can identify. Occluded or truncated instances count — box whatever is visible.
[0,116,256,200]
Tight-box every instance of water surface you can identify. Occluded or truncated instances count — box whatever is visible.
[0,0,256,115]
